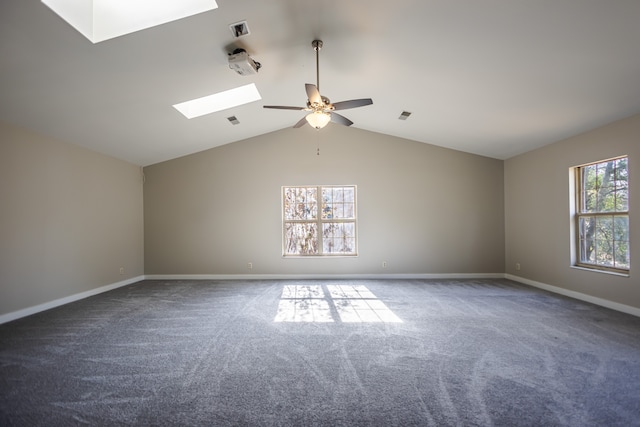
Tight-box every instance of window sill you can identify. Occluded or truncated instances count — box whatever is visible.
[571,265,630,278]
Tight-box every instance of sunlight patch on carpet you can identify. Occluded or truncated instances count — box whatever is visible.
[274,284,402,323]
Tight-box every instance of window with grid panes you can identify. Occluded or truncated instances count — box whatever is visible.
[575,156,629,273]
[282,186,357,256]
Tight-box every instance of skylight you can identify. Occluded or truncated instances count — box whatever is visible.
[42,0,218,43]
[173,84,262,119]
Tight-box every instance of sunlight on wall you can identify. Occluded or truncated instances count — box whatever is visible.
[274,284,402,323]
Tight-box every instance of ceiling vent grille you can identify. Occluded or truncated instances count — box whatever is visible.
[227,116,240,125]
[398,111,412,120]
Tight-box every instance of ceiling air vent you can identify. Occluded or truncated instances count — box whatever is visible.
[229,21,250,38]
[227,116,240,125]
[398,111,412,120]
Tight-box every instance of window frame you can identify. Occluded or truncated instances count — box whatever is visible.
[573,156,630,274]
[282,185,358,257]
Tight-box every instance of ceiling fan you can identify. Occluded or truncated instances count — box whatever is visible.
[263,40,373,129]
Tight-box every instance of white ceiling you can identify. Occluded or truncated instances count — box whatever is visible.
[2,0,640,166]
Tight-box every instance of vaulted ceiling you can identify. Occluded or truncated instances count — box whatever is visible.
[2,0,640,166]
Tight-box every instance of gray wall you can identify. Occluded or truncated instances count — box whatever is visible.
[505,114,640,308]
[0,121,144,316]
[143,125,505,276]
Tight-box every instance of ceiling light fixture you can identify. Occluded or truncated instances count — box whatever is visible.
[305,111,331,129]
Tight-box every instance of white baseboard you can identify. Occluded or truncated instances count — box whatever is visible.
[505,274,640,317]
[0,276,145,325]
[5,273,636,324]
[144,273,505,281]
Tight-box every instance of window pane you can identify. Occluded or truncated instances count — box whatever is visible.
[616,187,628,211]
[579,238,595,264]
[578,214,630,269]
[321,187,333,219]
[595,162,608,190]
[595,238,614,266]
[343,202,355,218]
[613,216,630,269]
[598,185,617,212]
[614,242,630,269]
[615,159,629,211]
[596,216,613,241]
[615,157,628,181]
[582,189,597,213]
[322,187,346,219]
[284,222,318,255]
[581,164,597,213]
[322,187,333,203]
[578,216,595,264]
[283,187,317,220]
[323,222,356,254]
[595,216,614,266]
[283,187,295,219]
[343,187,354,203]
[578,216,594,240]
[307,188,318,218]
[614,216,629,241]
[334,187,344,203]
[322,187,356,219]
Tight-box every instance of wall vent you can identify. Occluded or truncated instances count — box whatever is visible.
[227,116,240,125]
[398,111,412,120]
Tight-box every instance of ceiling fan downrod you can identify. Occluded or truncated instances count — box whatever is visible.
[312,39,323,92]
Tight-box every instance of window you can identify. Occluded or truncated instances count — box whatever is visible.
[574,156,629,273]
[282,186,357,256]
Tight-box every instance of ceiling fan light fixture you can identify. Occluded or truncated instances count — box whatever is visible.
[305,111,331,129]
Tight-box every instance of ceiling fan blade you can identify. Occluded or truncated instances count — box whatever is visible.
[305,84,322,105]
[331,98,373,111]
[330,112,353,127]
[263,105,306,110]
[293,116,308,128]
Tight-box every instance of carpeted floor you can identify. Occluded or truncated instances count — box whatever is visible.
[1,278,640,426]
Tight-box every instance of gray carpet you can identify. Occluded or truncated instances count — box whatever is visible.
[1,279,640,426]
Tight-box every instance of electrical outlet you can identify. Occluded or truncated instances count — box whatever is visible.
[382,261,387,268]
[119,267,125,275]
[248,262,253,270]
[515,263,521,271]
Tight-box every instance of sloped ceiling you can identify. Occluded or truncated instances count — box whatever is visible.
[1,0,640,166]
